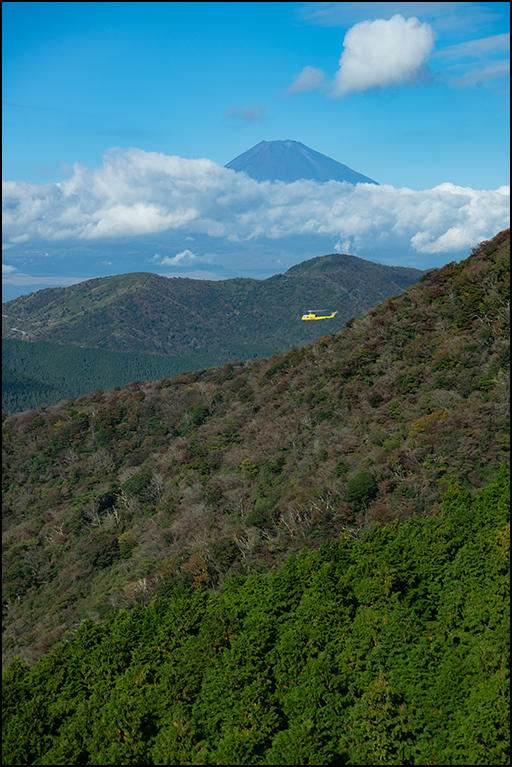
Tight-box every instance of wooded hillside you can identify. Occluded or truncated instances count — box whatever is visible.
[2,253,425,413]
[2,339,274,414]
[2,229,508,664]
[2,230,510,764]
[3,468,509,764]
[2,254,424,357]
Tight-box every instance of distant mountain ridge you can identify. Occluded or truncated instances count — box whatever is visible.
[225,139,378,184]
[2,253,424,409]
[2,254,422,359]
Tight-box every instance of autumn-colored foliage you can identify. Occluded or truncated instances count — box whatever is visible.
[2,229,510,690]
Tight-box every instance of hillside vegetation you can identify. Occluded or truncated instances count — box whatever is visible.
[2,254,423,357]
[3,466,509,765]
[2,254,424,413]
[2,230,510,763]
[2,339,273,414]
[2,229,508,664]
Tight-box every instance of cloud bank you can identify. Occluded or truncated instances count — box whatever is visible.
[2,147,509,261]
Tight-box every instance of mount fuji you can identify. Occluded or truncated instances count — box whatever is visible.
[225,139,379,185]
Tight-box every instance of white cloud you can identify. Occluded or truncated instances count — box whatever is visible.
[334,238,353,253]
[332,14,436,96]
[153,249,212,267]
[2,148,509,262]
[2,263,17,273]
[294,8,508,97]
[288,66,326,95]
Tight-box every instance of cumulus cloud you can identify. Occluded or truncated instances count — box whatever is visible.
[288,66,326,95]
[153,249,213,267]
[2,263,17,273]
[332,14,436,96]
[2,147,509,261]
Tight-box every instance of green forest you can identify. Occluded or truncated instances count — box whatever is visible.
[2,340,275,414]
[3,467,509,765]
[2,253,426,414]
[2,254,424,361]
[2,229,510,764]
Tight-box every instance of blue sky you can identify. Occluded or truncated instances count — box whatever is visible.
[2,2,510,300]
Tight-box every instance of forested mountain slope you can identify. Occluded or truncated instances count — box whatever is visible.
[2,230,510,764]
[2,339,273,415]
[2,254,425,412]
[3,467,509,765]
[2,254,423,356]
[2,229,509,677]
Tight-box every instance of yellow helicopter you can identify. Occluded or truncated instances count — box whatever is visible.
[301,309,338,321]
